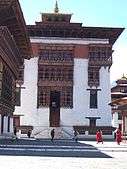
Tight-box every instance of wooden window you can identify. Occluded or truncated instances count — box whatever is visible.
[61,87,73,108]
[88,68,99,81]
[15,87,21,106]
[88,67,100,87]
[39,91,47,106]
[8,116,10,132]
[38,87,73,108]
[39,50,73,62]
[38,87,50,107]
[90,89,98,108]
[89,118,96,127]
[18,67,24,82]
[38,66,73,82]
[118,113,122,120]
[89,46,112,59]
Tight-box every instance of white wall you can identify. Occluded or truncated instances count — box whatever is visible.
[15,57,38,126]
[3,116,8,133]
[14,57,112,130]
[14,43,112,137]
[61,59,89,127]
[125,117,127,133]
[97,67,112,126]
[112,112,119,128]
[61,59,112,127]
[10,117,14,133]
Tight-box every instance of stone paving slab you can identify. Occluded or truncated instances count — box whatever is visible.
[0,141,127,169]
[0,153,127,169]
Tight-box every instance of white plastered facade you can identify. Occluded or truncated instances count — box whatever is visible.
[14,37,112,138]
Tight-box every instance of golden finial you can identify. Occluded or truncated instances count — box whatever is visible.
[54,0,59,13]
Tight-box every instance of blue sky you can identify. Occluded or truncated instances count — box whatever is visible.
[20,0,127,83]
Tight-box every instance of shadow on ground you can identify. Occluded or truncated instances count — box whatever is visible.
[0,139,112,158]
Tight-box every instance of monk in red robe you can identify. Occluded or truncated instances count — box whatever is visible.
[116,128,122,145]
[96,129,103,144]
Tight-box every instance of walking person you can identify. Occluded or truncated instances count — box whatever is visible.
[50,129,55,142]
[27,130,31,138]
[73,130,79,142]
[116,128,122,145]
[96,129,103,144]
[13,127,18,141]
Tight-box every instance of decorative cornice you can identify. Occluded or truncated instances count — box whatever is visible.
[30,37,109,45]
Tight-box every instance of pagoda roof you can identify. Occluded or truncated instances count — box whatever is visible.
[111,92,127,95]
[111,84,127,90]
[110,97,127,106]
[28,0,124,45]
[27,20,124,45]
[41,13,72,17]
[41,12,72,23]
[82,27,124,45]
[117,104,127,111]
[0,0,32,59]
[110,97,127,112]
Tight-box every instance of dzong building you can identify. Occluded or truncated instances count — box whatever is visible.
[14,2,124,139]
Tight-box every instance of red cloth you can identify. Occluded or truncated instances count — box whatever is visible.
[116,130,122,144]
[96,131,103,142]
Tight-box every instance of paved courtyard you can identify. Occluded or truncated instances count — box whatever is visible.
[0,140,127,169]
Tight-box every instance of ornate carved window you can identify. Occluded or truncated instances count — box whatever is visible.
[88,67,100,87]
[89,46,112,60]
[39,50,73,62]
[38,87,50,107]
[88,45,112,87]
[38,46,74,108]
[61,87,73,108]
[38,87,73,108]
[89,118,96,127]
[38,66,73,82]
[88,67,99,81]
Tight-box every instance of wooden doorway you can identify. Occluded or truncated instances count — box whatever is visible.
[50,91,60,127]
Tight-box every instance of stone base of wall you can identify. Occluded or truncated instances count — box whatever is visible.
[17,125,115,139]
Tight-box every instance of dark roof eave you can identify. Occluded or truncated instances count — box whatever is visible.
[82,26,125,45]
[27,23,124,45]
[0,0,32,59]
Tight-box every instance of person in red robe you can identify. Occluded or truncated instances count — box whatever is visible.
[116,128,122,145]
[96,129,103,144]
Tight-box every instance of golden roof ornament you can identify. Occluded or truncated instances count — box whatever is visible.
[54,0,59,13]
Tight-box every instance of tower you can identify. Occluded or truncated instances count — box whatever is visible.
[14,3,124,139]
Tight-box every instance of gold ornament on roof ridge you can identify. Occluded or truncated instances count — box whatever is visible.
[54,0,59,13]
